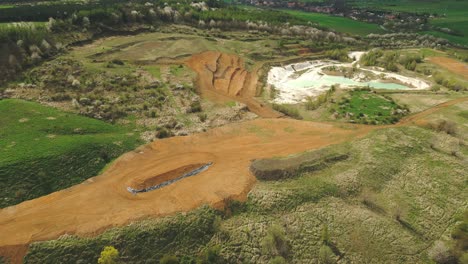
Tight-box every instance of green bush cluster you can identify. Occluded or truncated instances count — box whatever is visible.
[24,206,223,264]
[433,72,466,91]
[272,103,302,119]
[399,54,423,71]
[305,85,335,110]
[332,89,408,124]
[324,49,350,62]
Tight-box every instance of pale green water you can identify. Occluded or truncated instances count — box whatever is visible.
[289,75,410,90]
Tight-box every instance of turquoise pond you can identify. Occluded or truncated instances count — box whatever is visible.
[288,75,410,90]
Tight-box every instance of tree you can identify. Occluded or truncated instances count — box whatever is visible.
[98,246,119,264]
[160,255,179,264]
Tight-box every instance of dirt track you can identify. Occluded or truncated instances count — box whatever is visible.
[0,119,372,262]
[428,57,468,79]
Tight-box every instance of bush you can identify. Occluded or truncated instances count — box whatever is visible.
[156,127,173,138]
[198,113,208,122]
[197,245,222,264]
[261,225,290,258]
[160,255,179,264]
[270,256,286,264]
[272,104,302,119]
[428,241,456,264]
[428,119,457,135]
[98,246,119,264]
[325,49,350,62]
[188,100,202,113]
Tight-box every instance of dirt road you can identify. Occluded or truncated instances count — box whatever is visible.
[0,119,372,262]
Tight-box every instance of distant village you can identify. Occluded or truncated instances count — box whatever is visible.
[238,0,456,36]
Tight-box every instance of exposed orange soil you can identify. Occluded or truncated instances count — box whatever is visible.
[186,51,282,118]
[428,57,468,79]
[0,119,371,262]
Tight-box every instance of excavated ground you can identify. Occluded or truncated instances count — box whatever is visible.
[186,51,282,118]
[428,56,468,79]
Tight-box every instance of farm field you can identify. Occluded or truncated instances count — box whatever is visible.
[281,9,385,36]
[348,0,468,45]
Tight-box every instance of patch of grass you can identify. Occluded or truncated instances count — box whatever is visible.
[24,207,221,264]
[0,99,141,207]
[458,110,468,120]
[281,9,385,36]
[170,64,187,77]
[143,65,161,79]
[225,101,237,107]
[333,89,407,124]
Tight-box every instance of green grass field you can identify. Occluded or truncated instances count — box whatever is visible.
[0,99,141,208]
[334,90,405,124]
[347,0,468,45]
[282,9,385,36]
[0,5,14,9]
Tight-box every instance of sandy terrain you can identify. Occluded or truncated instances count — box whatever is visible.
[428,57,468,79]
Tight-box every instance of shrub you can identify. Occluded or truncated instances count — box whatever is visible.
[428,119,457,135]
[270,256,286,264]
[428,241,456,264]
[97,246,119,264]
[156,127,173,138]
[197,245,222,264]
[272,104,302,119]
[318,245,336,264]
[160,255,179,264]
[198,113,208,122]
[261,225,290,258]
[325,49,350,62]
[188,100,202,113]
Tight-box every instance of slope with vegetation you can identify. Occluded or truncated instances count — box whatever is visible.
[23,107,468,263]
[0,99,141,207]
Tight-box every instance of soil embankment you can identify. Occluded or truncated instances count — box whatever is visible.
[186,51,282,118]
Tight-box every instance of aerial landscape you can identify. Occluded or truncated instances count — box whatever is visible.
[0,0,467,263]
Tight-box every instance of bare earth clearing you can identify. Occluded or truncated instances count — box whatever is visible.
[428,57,468,79]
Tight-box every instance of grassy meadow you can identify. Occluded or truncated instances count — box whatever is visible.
[282,9,385,36]
[0,99,141,207]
